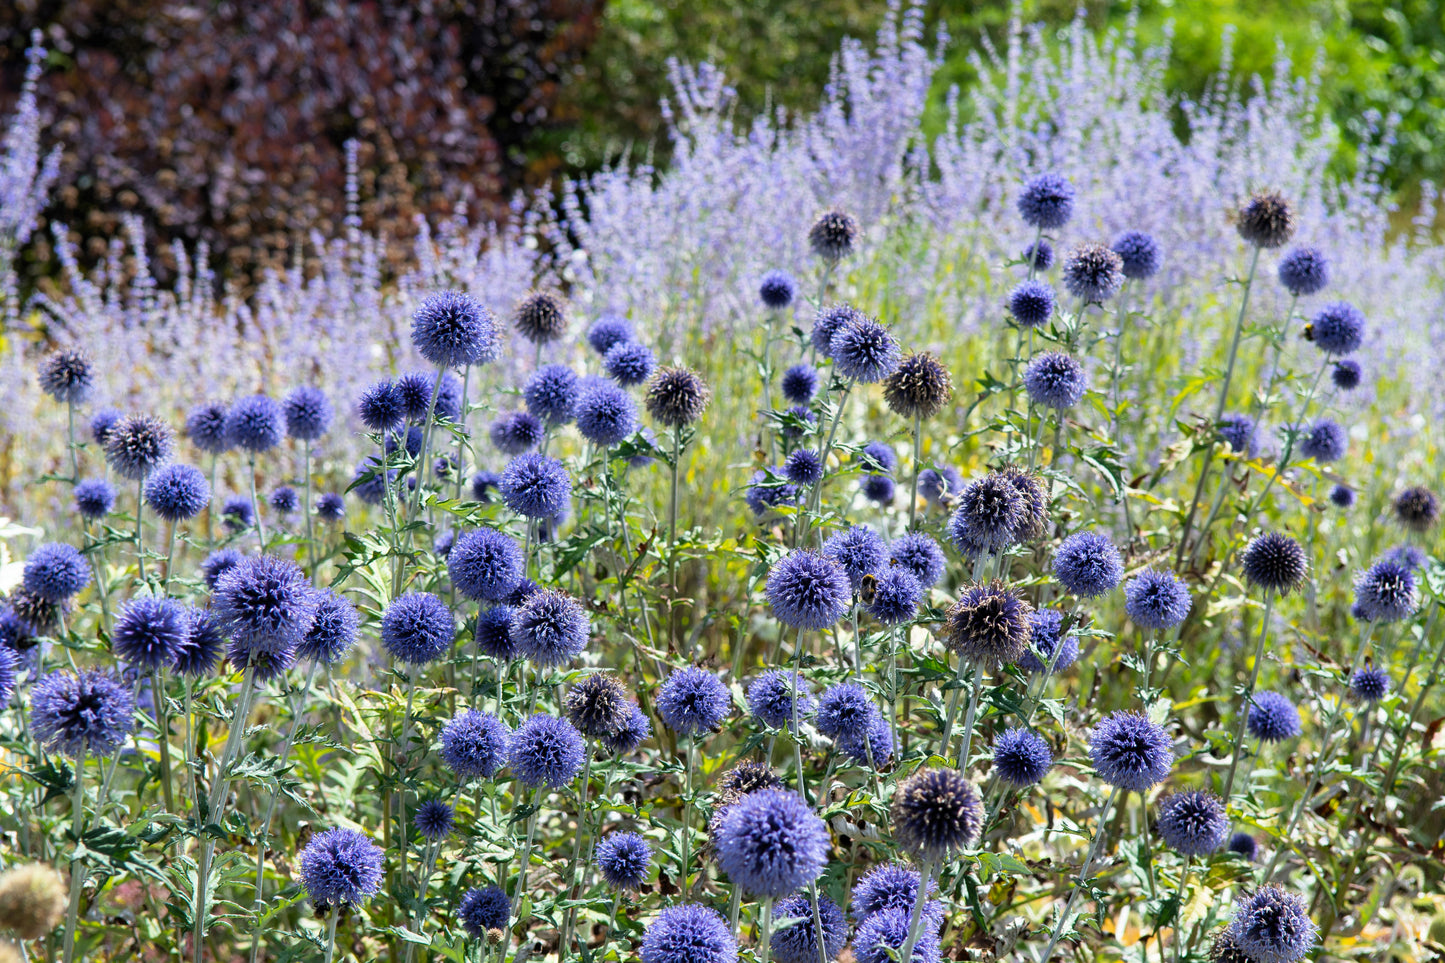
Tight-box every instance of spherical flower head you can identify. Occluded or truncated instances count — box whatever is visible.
[385,425,424,461]
[867,566,922,626]
[603,702,652,755]
[30,669,135,758]
[200,548,243,590]
[646,366,711,427]
[22,544,91,603]
[299,827,383,908]
[1305,301,1367,359]
[807,683,869,743]
[1229,833,1258,862]
[1394,486,1439,533]
[113,596,188,671]
[1229,886,1318,963]
[657,666,731,736]
[1017,172,1074,229]
[1277,246,1329,297]
[772,893,847,963]
[0,861,67,940]
[747,467,799,519]
[1219,414,1258,456]
[1298,418,1346,463]
[1019,609,1078,674]
[777,367,819,408]
[276,390,332,448]
[604,340,656,387]
[1241,532,1308,594]
[641,904,738,963]
[411,290,498,367]
[1007,279,1055,328]
[167,607,222,678]
[469,471,500,505]
[74,478,116,520]
[394,371,439,422]
[581,315,632,358]
[576,380,639,446]
[715,789,829,897]
[381,592,453,665]
[0,607,33,654]
[861,473,895,505]
[759,270,798,310]
[1157,790,1228,857]
[747,671,812,731]
[313,492,345,522]
[1089,711,1174,791]
[1023,239,1055,271]
[500,452,571,519]
[813,303,864,358]
[596,832,653,890]
[1062,243,1125,302]
[38,349,94,404]
[1329,358,1362,392]
[823,525,888,593]
[224,394,283,453]
[1350,665,1390,704]
[1125,568,1192,631]
[943,581,1034,667]
[140,463,210,522]
[447,528,523,604]
[993,727,1053,787]
[487,411,542,457]
[297,590,359,665]
[509,713,585,789]
[358,382,405,433]
[9,587,67,638]
[830,315,901,383]
[1054,531,1124,598]
[1353,559,1418,623]
[1112,230,1161,279]
[1246,691,1301,743]
[808,209,860,262]
[882,537,942,592]
[783,449,823,487]
[524,364,579,426]
[766,550,852,629]
[836,704,892,768]
[104,414,174,480]
[892,767,983,859]
[1328,484,1354,508]
[856,441,896,474]
[949,472,1025,556]
[213,554,318,655]
[851,864,942,924]
[469,605,517,661]
[458,886,510,937]
[565,672,633,739]
[1023,351,1087,409]
[510,588,589,668]
[269,485,298,514]
[884,352,953,420]
[853,906,941,963]
[1381,543,1427,572]
[512,290,567,345]
[412,799,455,841]
[1210,929,1254,963]
[440,710,511,780]
[1237,191,1296,248]
[91,407,123,446]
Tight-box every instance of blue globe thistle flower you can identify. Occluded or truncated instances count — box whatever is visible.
[1019,609,1078,674]
[949,472,1025,556]
[823,525,888,593]
[715,789,829,897]
[224,394,283,453]
[447,528,523,604]
[1017,173,1074,229]
[766,550,852,629]
[504,579,543,607]
[867,567,922,625]
[564,672,632,739]
[433,529,457,559]
[814,682,873,741]
[283,386,333,442]
[1241,532,1307,594]
[858,441,896,474]
[772,893,847,963]
[213,554,318,656]
[358,382,406,433]
[311,492,344,522]
[812,304,865,358]
[781,405,818,441]
[586,314,634,356]
[1002,466,1049,540]
[170,608,224,678]
[1054,531,1124,598]
[1381,544,1427,572]
[411,290,498,367]
[747,671,812,731]
[227,637,295,682]
[809,209,860,262]
[458,886,510,936]
[385,425,425,460]
[509,713,586,789]
[747,467,797,519]
[1089,711,1174,791]
[74,478,116,520]
[1277,246,1329,297]
[1330,359,1361,391]
[221,495,256,531]
[1328,484,1354,508]
[862,472,894,504]
[297,590,359,665]
[1353,559,1418,623]
[0,646,17,706]
[393,371,439,422]
[1157,790,1228,857]
[781,364,819,404]
[488,411,543,457]
[596,831,653,890]
[783,449,823,487]
[113,596,188,671]
[1394,485,1440,532]
[104,414,174,480]
[1219,414,1258,455]
[830,315,901,383]
[9,587,67,638]
[38,349,94,404]
[892,767,983,859]
[944,581,1034,667]
[500,453,571,519]
[1298,419,1346,463]
[1124,568,1192,631]
[381,592,453,665]
[889,533,945,588]
[30,669,135,758]
[413,799,455,841]
[1062,244,1125,302]
[657,666,731,736]
[850,864,940,921]
[0,606,33,653]
[469,471,501,504]
[604,341,656,388]
[513,290,568,345]
[185,403,230,454]
[760,271,799,310]
[853,906,941,963]
[439,710,510,780]
[89,407,122,447]
[299,828,384,907]
[837,707,892,769]
[1023,239,1054,271]
[510,588,589,668]
[1237,191,1296,248]
[22,544,91,602]
[1229,833,1259,861]
[993,727,1053,787]
[470,604,517,661]
[641,904,738,963]
[1247,692,1301,743]
[883,352,953,421]
[524,364,580,426]
[1229,886,1318,963]
[200,548,243,591]
[1007,279,1056,328]
[1023,351,1087,409]
[603,703,652,755]
[1112,230,1161,279]
[1349,665,1390,704]
[268,486,298,514]
[646,367,712,427]
[576,380,639,447]
[1309,301,1364,356]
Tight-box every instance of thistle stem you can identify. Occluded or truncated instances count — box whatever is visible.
[61,751,87,963]
[897,857,936,963]
[1220,591,1274,804]
[1038,786,1120,963]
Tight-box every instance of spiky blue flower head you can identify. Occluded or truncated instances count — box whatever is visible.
[559,674,629,743]
[657,666,731,736]
[22,544,91,602]
[38,349,94,404]
[809,682,869,740]
[759,270,798,310]
[603,340,656,388]
[296,590,358,665]
[837,706,892,769]
[1230,832,1259,861]
[596,831,653,890]
[582,314,632,357]
[306,494,342,525]
[1019,609,1079,674]
[1017,172,1074,229]
[812,304,865,359]
[1241,532,1307,594]
[1229,886,1318,963]
[471,604,517,661]
[823,525,888,593]
[200,548,242,591]
[1007,279,1056,328]
[268,486,298,514]
[944,581,1034,666]
[851,865,944,941]
[780,364,818,404]
[513,290,568,345]
[772,893,847,963]
[745,467,797,513]
[228,631,296,681]
[883,352,954,421]
[1246,691,1301,743]
[74,478,116,520]
[716,788,829,897]
[500,452,571,519]
[380,592,453,665]
[1381,544,1427,572]
[858,474,892,505]
[779,449,821,488]
[646,366,712,427]
[9,586,67,638]
[213,554,318,656]
[466,471,499,504]
[1278,246,1329,297]
[277,389,332,446]
[1112,230,1161,279]
[888,533,944,589]
[446,528,523,604]
[105,414,174,480]
[30,669,135,758]
[0,607,32,653]
[113,596,188,671]
[858,441,896,474]
[993,727,1053,787]
[411,290,499,367]
[747,671,812,731]
[1237,190,1296,248]
[767,550,852,629]
[1023,239,1055,271]
[1157,790,1228,857]
[919,466,963,506]
[1350,665,1391,704]
[1063,244,1125,302]
[1395,485,1440,532]
[1309,301,1364,356]
[185,402,230,454]
[1328,484,1354,508]
[1089,711,1174,791]
[409,799,454,841]
[949,472,1024,556]
[576,380,639,446]
[892,767,983,859]
[86,408,120,448]
[1298,419,1346,463]
[0,646,17,706]
[510,588,589,668]
[1125,568,1193,631]
[509,713,586,789]
[1330,358,1362,391]
[358,381,405,433]
[438,709,511,780]
[1219,414,1258,455]
[604,702,653,755]
[809,208,861,263]
[1023,351,1087,410]
[299,827,383,908]
[867,567,922,626]
[1354,559,1418,623]
[384,425,425,462]
[1054,531,1124,598]
[224,394,283,453]
[524,364,580,426]
[830,315,901,383]
[853,906,941,963]
[458,886,510,936]
[641,904,738,963]
[486,411,541,457]
[390,371,439,422]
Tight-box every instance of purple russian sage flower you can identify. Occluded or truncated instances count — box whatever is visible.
[766,550,851,629]
[411,290,499,367]
[715,789,829,897]
[656,666,730,736]
[30,669,135,758]
[298,828,384,907]
[224,394,284,454]
[1277,246,1329,297]
[1017,173,1074,229]
[381,592,454,665]
[892,767,982,859]
[512,290,567,345]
